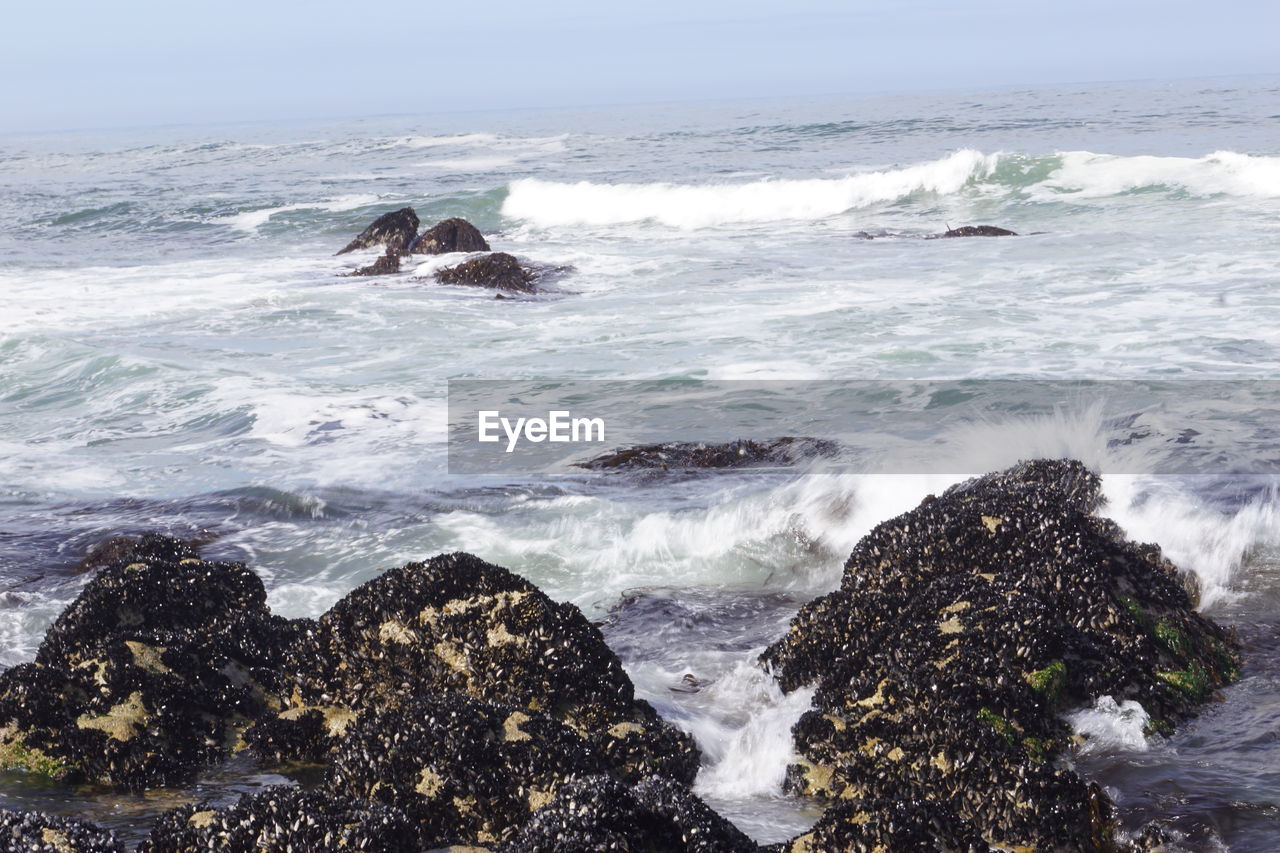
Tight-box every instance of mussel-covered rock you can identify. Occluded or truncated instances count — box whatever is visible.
[346,249,402,277]
[577,437,838,471]
[761,459,1239,851]
[326,693,608,847]
[0,538,294,790]
[410,217,490,254]
[138,786,420,853]
[0,810,125,853]
[336,207,420,254]
[769,798,985,853]
[275,552,698,783]
[936,224,1017,237]
[434,252,536,293]
[500,774,757,853]
[71,531,200,575]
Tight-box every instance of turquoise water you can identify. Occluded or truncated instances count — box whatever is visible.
[3,76,1280,849]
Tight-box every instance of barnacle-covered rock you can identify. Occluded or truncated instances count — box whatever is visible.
[327,693,608,847]
[769,798,985,853]
[0,809,125,853]
[280,552,698,783]
[500,774,757,853]
[761,459,1240,851]
[138,786,420,853]
[0,537,295,789]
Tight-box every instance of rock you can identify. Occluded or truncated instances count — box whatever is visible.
[72,532,200,575]
[0,810,125,853]
[771,798,985,853]
[434,252,536,293]
[576,438,838,471]
[409,217,490,254]
[0,537,295,790]
[760,459,1240,851]
[500,774,757,853]
[276,552,699,783]
[346,249,402,277]
[139,786,420,853]
[326,693,608,847]
[937,224,1017,237]
[336,207,420,255]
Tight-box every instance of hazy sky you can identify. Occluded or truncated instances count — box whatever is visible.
[4,0,1278,132]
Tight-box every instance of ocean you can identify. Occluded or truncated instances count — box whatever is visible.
[2,75,1280,849]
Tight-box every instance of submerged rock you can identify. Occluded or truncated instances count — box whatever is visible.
[936,224,1017,237]
[346,249,402,277]
[501,774,756,853]
[410,217,490,254]
[275,552,698,783]
[761,459,1240,851]
[577,437,838,471]
[336,207,420,255]
[327,693,608,847]
[139,786,420,853]
[0,538,295,790]
[0,810,125,853]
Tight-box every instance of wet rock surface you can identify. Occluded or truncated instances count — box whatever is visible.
[0,809,125,853]
[936,224,1018,237]
[138,786,420,853]
[1,538,295,789]
[761,459,1240,851]
[327,693,608,847]
[501,774,756,853]
[346,248,402,277]
[274,551,699,784]
[336,207,420,254]
[577,437,839,471]
[410,217,490,254]
[433,252,538,293]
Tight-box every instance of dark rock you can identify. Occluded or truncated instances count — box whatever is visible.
[277,552,698,783]
[760,459,1240,851]
[327,693,608,847]
[500,774,756,853]
[434,252,536,293]
[0,538,296,790]
[577,437,839,471]
[938,224,1017,237]
[771,798,985,853]
[336,207,420,255]
[0,810,125,853]
[139,786,420,853]
[346,249,401,277]
[409,217,490,254]
[72,532,200,575]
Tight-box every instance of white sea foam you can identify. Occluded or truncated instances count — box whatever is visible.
[218,194,384,233]
[1065,695,1152,753]
[691,661,816,799]
[502,150,1001,228]
[1031,150,1280,200]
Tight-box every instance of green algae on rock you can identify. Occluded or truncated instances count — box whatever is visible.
[761,459,1240,851]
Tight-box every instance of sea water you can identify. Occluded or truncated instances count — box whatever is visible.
[2,75,1280,849]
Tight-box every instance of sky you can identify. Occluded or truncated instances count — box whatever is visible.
[3,0,1278,133]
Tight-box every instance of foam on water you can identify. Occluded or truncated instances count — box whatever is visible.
[1031,150,1280,200]
[502,149,1001,228]
[217,193,385,233]
[1065,696,1153,754]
